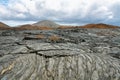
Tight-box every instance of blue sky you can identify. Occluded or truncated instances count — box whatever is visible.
[0,0,120,26]
[0,0,8,4]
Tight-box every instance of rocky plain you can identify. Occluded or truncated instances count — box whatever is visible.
[0,20,120,80]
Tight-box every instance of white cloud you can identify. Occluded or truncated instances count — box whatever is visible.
[0,0,120,26]
[9,3,28,13]
[0,5,9,16]
[16,13,26,18]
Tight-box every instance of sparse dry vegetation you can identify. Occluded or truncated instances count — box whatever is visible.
[49,35,61,41]
[80,23,119,29]
[58,26,73,29]
[37,26,54,30]
[36,34,45,39]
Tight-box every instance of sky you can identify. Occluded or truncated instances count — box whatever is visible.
[0,0,120,26]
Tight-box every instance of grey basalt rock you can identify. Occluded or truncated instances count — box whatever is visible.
[0,28,120,80]
[0,50,120,80]
[1,30,19,36]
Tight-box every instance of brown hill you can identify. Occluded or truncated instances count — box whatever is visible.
[58,23,119,29]
[80,23,119,29]
[14,24,37,30]
[13,23,119,30]
[0,22,10,29]
[14,20,60,30]
[14,24,54,30]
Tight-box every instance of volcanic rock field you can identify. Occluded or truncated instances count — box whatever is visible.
[0,20,120,80]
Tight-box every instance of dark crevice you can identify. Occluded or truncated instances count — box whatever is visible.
[37,53,79,58]
[7,50,79,58]
[29,49,71,53]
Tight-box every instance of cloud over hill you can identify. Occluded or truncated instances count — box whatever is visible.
[0,0,120,26]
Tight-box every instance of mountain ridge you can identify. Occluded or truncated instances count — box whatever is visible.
[33,20,60,28]
[0,20,119,30]
[0,22,10,29]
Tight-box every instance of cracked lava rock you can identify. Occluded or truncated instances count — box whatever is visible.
[0,28,120,80]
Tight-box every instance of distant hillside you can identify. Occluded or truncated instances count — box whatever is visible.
[0,21,119,30]
[14,23,119,30]
[80,23,119,29]
[0,22,10,29]
[33,20,60,28]
[14,24,53,30]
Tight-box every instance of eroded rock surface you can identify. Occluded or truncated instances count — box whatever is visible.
[0,28,120,80]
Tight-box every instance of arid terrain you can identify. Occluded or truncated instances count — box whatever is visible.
[0,20,120,80]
